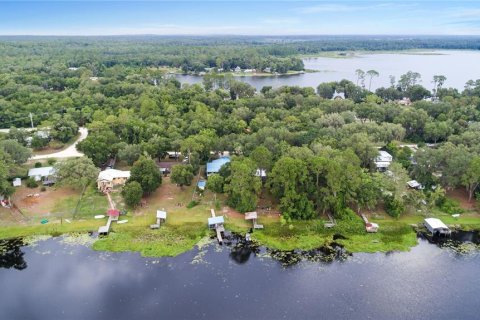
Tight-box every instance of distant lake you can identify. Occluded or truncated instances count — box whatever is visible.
[1,233,479,320]
[175,50,480,91]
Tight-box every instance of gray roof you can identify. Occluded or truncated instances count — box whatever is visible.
[28,167,55,178]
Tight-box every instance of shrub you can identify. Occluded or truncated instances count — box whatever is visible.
[121,181,143,208]
[34,162,42,168]
[26,177,39,188]
[47,158,57,166]
[187,200,199,209]
[439,198,464,215]
[40,186,46,192]
[49,140,64,150]
[384,195,405,218]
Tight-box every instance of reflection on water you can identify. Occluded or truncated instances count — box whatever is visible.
[0,239,27,270]
[0,232,479,320]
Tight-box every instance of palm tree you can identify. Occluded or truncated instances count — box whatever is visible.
[366,70,379,91]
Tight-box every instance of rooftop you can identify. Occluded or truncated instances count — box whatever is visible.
[208,216,224,226]
[98,169,130,181]
[424,218,448,230]
[206,156,230,174]
[28,167,55,178]
[156,210,167,219]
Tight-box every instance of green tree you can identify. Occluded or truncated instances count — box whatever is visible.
[249,146,273,171]
[462,156,480,202]
[122,181,143,207]
[54,157,99,190]
[207,174,224,193]
[317,82,335,99]
[51,115,79,143]
[366,70,379,91]
[0,139,31,164]
[129,156,162,194]
[225,158,261,213]
[269,156,315,220]
[118,144,142,165]
[0,151,15,198]
[170,164,194,188]
[77,129,117,166]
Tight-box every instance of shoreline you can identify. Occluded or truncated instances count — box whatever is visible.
[1,215,479,257]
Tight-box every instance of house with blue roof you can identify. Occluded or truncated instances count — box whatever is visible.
[206,156,230,177]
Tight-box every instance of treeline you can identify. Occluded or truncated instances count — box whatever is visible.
[2,38,480,220]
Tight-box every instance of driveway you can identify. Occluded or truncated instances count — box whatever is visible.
[30,127,88,160]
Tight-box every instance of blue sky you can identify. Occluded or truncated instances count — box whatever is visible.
[1,1,480,35]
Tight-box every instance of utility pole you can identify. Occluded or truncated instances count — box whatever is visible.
[29,112,34,129]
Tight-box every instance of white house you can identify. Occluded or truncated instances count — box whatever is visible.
[234,66,241,73]
[28,167,56,185]
[375,151,393,170]
[332,90,345,100]
[97,169,130,190]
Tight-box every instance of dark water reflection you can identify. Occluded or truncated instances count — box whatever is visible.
[0,233,479,320]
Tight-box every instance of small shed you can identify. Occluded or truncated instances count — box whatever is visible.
[407,180,424,190]
[197,180,206,191]
[366,222,379,233]
[208,216,224,229]
[151,210,167,229]
[245,211,263,229]
[156,210,167,220]
[107,209,120,221]
[98,225,109,236]
[424,218,450,236]
[12,178,21,187]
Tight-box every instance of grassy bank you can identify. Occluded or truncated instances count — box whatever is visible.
[92,223,207,257]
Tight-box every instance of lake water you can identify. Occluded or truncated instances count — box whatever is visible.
[1,233,479,320]
[175,50,480,91]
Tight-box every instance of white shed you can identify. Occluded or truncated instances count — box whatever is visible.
[424,218,450,236]
[12,178,21,187]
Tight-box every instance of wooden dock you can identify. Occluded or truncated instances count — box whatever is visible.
[209,209,224,244]
[98,192,118,235]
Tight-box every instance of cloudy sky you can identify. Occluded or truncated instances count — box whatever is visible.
[1,1,480,35]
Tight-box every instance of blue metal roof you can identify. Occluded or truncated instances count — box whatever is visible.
[206,156,230,174]
[197,180,206,189]
[208,216,224,226]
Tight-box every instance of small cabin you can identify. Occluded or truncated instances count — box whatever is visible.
[424,218,451,236]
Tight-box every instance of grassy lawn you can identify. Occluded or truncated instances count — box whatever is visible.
[51,185,109,218]
[92,223,207,257]
[2,176,480,257]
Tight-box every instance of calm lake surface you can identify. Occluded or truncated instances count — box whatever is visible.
[175,50,480,91]
[1,233,479,320]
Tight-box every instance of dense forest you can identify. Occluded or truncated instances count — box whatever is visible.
[1,37,480,221]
